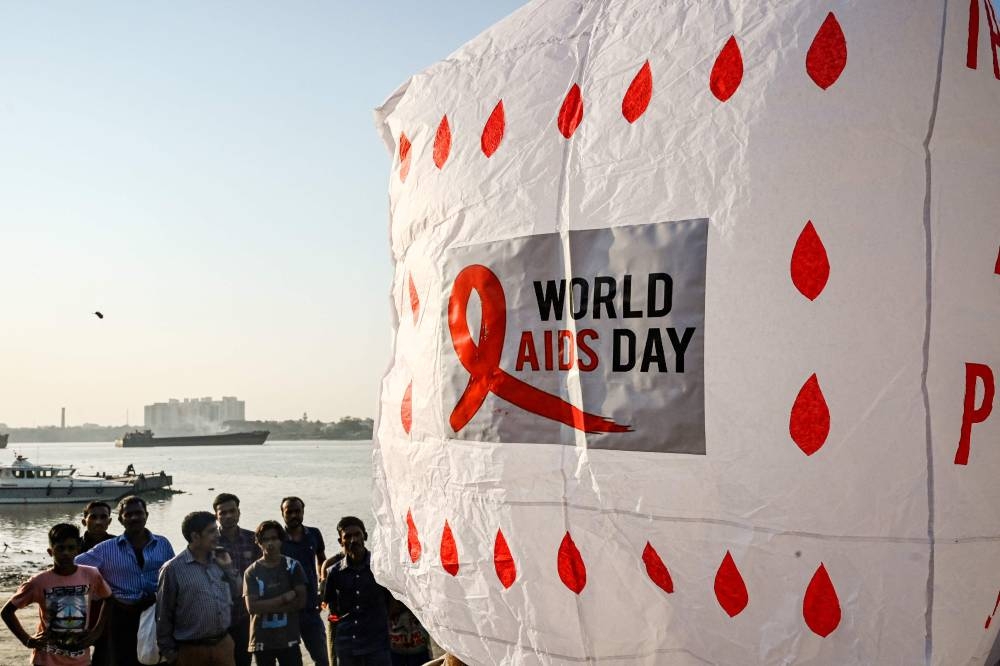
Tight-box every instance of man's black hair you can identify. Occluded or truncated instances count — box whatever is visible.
[49,523,81,546]
[181,511,217,542]
[255,520,287,543]
[280,496,304,510]
[83,500,112,519]
[212,493,240,510]
[337,516,367,537]
[116,495,147,517]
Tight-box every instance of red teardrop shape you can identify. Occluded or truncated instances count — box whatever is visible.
[481,100,505,157]
[440,520,459,576]
[803,563,841,637]
[994,246,999,274]
[710,36,743,102]
[790,374,831,456]
[622,61,653,123]
[401,382,413,435]
[790,220,830,301]
[398,132,411,183]
[714,551,749,617]
[494,528,517,589]
[433,115,451,169]
[557,532,587,594]
[406,509,421,563]
[557,84,584,139]
[407,274,420,323]
[806,13,848,90]
[642,542,674,594]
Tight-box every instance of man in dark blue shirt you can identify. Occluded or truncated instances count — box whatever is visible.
[280,496,329,666]
[324,516,391,666]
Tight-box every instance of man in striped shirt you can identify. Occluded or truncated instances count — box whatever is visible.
[75,495,175,666]
[157,511,241,666]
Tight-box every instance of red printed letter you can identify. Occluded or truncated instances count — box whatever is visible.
[515,332,539,372]
[543,330,554,371]
[968,0,1000,79]
[578,329,599,371]
[557,330,576,370]
[970,0,981,69]
[955,362,996,465]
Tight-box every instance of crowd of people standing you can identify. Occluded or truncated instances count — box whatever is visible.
[2,494,432,666]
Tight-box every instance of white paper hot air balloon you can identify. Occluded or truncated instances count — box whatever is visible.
[371,1,1000,663]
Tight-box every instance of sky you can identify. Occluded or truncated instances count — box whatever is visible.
[0,2,526,427]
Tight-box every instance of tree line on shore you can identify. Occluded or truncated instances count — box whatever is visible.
[0,416,375,443]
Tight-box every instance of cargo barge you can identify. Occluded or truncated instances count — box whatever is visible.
[116,430,269,447]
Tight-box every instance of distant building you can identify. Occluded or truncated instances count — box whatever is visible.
[143,396,245,434]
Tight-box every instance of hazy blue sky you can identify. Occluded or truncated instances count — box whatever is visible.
[0,2,525,426]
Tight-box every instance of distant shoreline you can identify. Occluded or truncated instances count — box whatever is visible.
[1,417,374,444]
[4,435,373,443]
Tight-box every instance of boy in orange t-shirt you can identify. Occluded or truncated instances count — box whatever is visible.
[1,523,112,665]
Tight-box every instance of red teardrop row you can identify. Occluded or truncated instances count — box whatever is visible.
[714,550,749,617]
[806,13,848,90]
[406,521,843,635]
[395,21,850,176]
[398,132,411,183]
[790,221,830,301]
[557,84,584,139]
[710,36,743,102]
[433,115,451,169]
[622,61,653,123]
[789,373,831,456]
[400,382,412,434]
[405,509,421,563]
[642,542,674,593]
[803,563,841,636]
[395,24,849,174]
[440,521,459,576]
[493,528,517,589]
[481,100,505,157]
[557,532,587,594]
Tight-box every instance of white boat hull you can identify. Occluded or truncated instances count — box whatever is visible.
[0,482,132,504]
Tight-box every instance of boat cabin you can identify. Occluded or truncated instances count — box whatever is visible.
[0,455,76,480]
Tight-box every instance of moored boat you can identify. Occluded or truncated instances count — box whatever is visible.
[0,455,133,505]
[116,429,269,447]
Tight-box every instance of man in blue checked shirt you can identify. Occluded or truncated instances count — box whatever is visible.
[76,495,175,666]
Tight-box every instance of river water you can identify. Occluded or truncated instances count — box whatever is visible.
[0,440,374,585]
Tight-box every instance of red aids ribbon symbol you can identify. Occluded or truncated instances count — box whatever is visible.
[448,264,631,434]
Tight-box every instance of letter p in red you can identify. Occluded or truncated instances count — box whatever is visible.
[954,362,996,465]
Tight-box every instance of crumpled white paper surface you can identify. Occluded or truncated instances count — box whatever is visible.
[371,1,1000,663]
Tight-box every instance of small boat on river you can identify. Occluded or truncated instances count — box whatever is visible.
[0,455,172,504]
